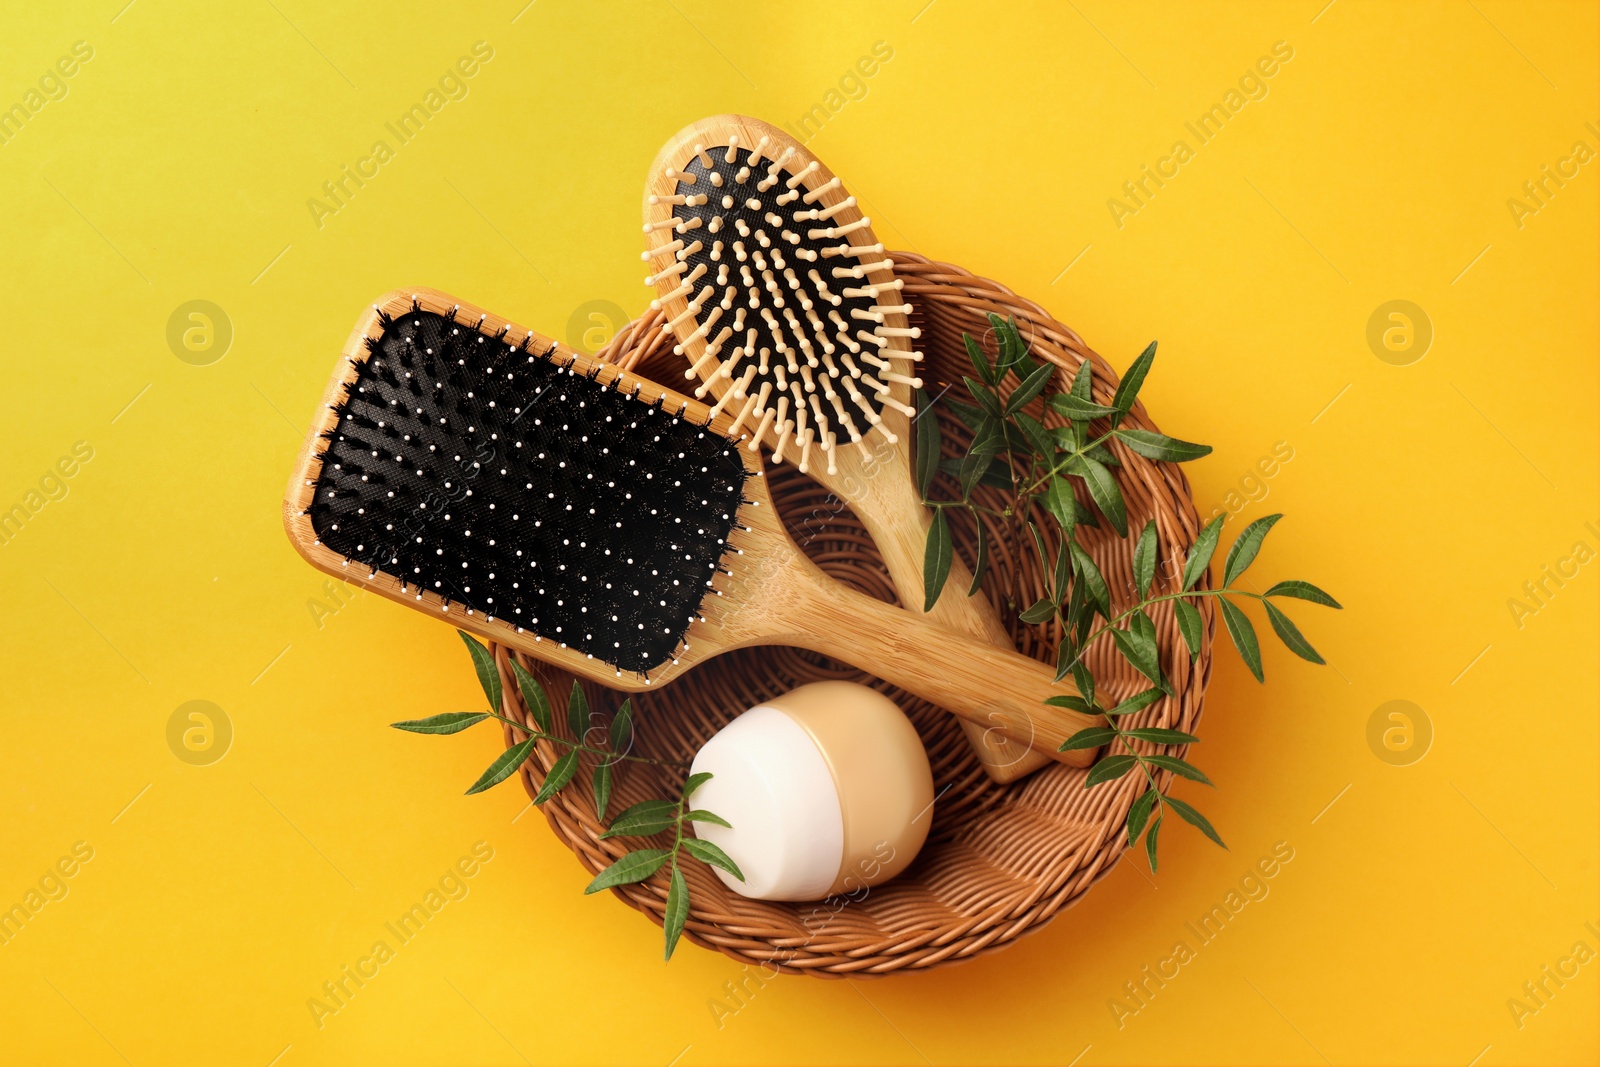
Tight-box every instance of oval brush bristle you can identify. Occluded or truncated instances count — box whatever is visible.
[645,133,923,471]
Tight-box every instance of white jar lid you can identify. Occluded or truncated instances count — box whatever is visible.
[688,704,844,901]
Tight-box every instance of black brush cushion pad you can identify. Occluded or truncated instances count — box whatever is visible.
[308,309,749,673]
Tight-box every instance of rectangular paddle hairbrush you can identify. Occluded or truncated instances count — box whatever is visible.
[283,288,1100,763]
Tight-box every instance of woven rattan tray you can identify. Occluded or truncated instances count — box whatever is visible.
[489,253,1215,975]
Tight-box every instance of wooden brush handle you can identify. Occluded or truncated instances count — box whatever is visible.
[763,550,1101,765]
[848,466,1058,780]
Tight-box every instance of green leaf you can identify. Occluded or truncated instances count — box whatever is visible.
[458,630,502,713]
[914,388,940,499]
[1064,564,1087,625]
[1044,693,1095,714]
[683,809,732,828]
[1047,392,1119,421]
[1021,520,1046,580]
[608,699,633,754]
[1068,541,1110,618]
[583,848,671,894]
[1114,429,1213,463]
[1047,425,1079,450]
[957,444,998,499]
[1146,813,1162,871]
[390,711,489,735]
[1219,597,1264,682]
[1019,596,1057,624]
[1165,795,1226,848]
[662,863,689,960]
[1145,754,1213,786]
[964,333,994,385]
[1124,727,1201,745]
[683,837,745,881]
[532,748,581,805]
[1113,630,1152,687]
[1182,516,1224,591]
[1264,580,1342,609]
[601,799,680,838]
[1071,660,1096,708]
[1086,753,1139,787]
[946,399,986,434]
[1085,446,1120,472]
[1045,476,1077,537]
[990,313,1025,375]
[1133,519,1158,598]
[1005,359,1056,414]
[1054,640,1075,683]
[466,737,533,795]
[592,761,612,821]
[510,659,552,733]
[1127,787,1159,844]
[964,376,1001,417]
[1072,581,1096,645]
[968,519,989,597]
[1113,341,1157,414]
[682,771,714,800]
[1060,726,1117,751]
[1052,536,1072,604]
[1110,610,1166,693]
[1013,410,1054,461]
[1074,496,1100,528]
[567,681,589,740]
[1105,688,1165,717]
[923,509,953,612]
[1003,421,1035,454]
[1074,454,1127,536]
[1264,601,1326,664]
[1223,513,1284,586]
[1071,359,1093,400]
[1174,598,1204,661]
[941,455,1010,491]
[1124,609,1157,656]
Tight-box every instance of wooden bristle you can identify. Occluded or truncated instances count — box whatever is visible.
[647,143,923,467]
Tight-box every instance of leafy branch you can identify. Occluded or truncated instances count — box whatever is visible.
[919,315,1341,870]
[391,631,740,958]
[585,772,743,959]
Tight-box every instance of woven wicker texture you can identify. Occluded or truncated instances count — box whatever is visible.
[489,253,1215,975]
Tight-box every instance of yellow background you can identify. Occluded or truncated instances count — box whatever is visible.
[2,1,1595,1064]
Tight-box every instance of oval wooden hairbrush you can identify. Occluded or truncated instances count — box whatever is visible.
[283,288,1099,764]
[642,114,1056,780]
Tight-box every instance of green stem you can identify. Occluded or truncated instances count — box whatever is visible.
[922,499,1009,520]
[1056,588,1262,680]
[1011,426,1120,503]
[483,710,691,769]
[1108,713,1168,838]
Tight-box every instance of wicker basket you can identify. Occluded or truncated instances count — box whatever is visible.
[489,253,1215,976]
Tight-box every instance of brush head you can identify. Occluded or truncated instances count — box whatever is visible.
[300,297,751,677]
[644,117,922,476]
